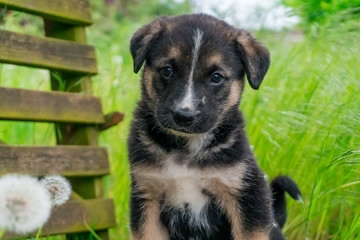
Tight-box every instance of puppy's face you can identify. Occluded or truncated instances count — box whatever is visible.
[131,14,270,134]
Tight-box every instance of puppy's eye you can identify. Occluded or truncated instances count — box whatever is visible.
[210,73,224,84]
[161,67,173,78]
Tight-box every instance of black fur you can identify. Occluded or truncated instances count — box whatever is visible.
[271,176,302,228]
[160,201,232,240]
[269,176,302,240]
[130,179,147,232]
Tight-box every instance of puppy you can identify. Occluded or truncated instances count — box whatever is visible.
[128,14,300,240]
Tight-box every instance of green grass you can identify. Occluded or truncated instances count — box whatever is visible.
[250,18,360,238]
[1,8,360,240]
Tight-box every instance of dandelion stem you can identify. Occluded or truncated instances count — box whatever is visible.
[0,229,5,238]
[0,63,3,86]
[35,226,42,240]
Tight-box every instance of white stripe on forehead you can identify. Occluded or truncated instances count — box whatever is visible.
[179,28,204,110]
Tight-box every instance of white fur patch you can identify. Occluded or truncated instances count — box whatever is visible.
[179,29,204,110]
[164,159,209,216]
[187,133,213,156]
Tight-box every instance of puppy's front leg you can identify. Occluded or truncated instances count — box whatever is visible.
[219,194,269,240]
[219,195,246,240]
[131,195,168,240]
[141,200,169,240]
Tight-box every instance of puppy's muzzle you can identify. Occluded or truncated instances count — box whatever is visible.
[171,107,199,127]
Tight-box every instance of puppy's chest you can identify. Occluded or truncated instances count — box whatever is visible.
[163,163,210,214]
[135,157,244,217]
[148,161,211,215]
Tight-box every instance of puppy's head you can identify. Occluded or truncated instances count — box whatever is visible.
[131,14,270,135]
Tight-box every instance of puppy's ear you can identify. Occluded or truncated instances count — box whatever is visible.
[236,30,270,90]
[130,17,168,73]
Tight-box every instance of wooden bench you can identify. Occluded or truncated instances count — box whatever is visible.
[0,0,120,239]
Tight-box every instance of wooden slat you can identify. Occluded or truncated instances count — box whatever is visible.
[0,146,110,177]
[0,87,104,123]
[3,199,116,239]
[0,30,97,74]
[0,0,92,25]
[100,111,125,131]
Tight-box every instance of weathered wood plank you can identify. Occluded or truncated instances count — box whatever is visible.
[0,30,97,74]
[3,199,116,239]
[43,20,113,239]
[44,21,99,146]
[0,146,110,176]
[0,0,92,25]
[0,87,104,123]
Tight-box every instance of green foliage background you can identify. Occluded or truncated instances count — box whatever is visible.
[0,0,359,239]
[282,0,360,26]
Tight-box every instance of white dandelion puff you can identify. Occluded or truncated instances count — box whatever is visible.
[40,175,72,206]
[0,175,51,234]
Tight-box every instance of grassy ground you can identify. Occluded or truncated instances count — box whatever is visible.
[1,5,359,240]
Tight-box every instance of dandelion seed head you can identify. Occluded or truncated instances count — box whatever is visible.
[40,175,71,206]
[0,175,51,234]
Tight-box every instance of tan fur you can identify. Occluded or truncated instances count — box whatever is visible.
[206,174,246,240]
[132,165,165,199]
[169,46,182,59]
[250,231,270,240]
[207,53,224,66]
[143,67,156,102]
[131,232,140,240]
[236,32,257,75]
[228,80,243,108]
[221,195,245,240]
[153,46,182,67]
[205,80,244,137]
[141,200,169,240]
[206,53,233,73]
[219,80,244,117]
[187,132,213,156]
[237,31,255,56]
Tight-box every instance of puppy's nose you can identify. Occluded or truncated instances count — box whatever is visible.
[172,108,198,126]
